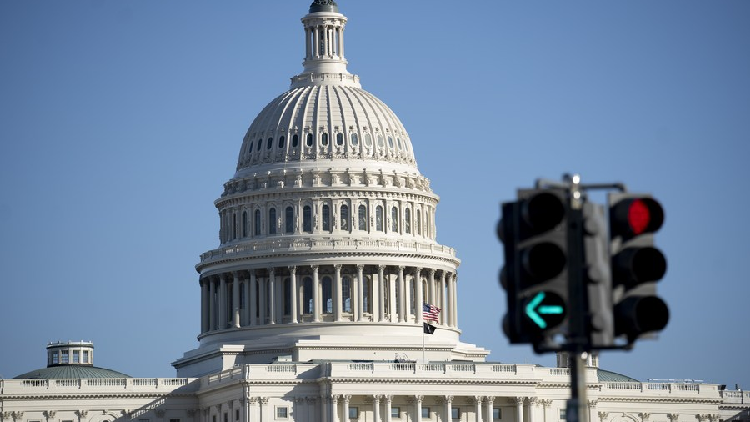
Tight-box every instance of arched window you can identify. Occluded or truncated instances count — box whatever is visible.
[336,133,344,146]
[321,133,329,146]
[232,213,237,240]
[350,133,359,146]
[292,134,299,148]
[322,277,333,314]
[416,210,422,236]
[269,208,277,235]
[388,136,394,149]
[376,206,384,232]
[358,205,367,231]
[364,133,372,147]
[426,211,431,238]
[340,204,349,231]
[278,136,285,149]
[267,137,273,149]
[322,204,330,232]
[254,209,261,236]
[303,206,312,233]
[391,207,399,233]
[405,208,411,234]
[242,211,248,237]
[283,278,292,316]
[342,276,352,313]
[363,276,371,313]
[256,138,262,151]
[303,277,313,314]
[249,141,254,153]
[306,133,314,147]
[285,206,294,234]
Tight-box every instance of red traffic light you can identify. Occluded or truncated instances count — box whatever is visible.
[611,197,664,238]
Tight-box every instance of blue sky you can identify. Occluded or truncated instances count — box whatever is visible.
[1,1,748,388]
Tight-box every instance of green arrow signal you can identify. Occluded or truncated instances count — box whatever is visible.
[525,292,564,329]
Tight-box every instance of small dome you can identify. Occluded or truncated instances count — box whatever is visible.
[13,340,130,379]
[14,366,131,380]
[309,0,338,13]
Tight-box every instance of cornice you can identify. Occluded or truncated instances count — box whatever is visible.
[2,392,197,400]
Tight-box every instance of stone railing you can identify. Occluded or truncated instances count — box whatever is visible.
[601,382,720,398]
[1,378,196,395]
[720,389,750,404]
[199,238,457,265]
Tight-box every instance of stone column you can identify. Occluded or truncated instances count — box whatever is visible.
[313,265,321,322]
[540,400,552,422]
[415,268,423,324]
[384,395,393,422]
[414,395,423,422]
[443,396,453,422]
[373,395,381,422]
[307,397,318,422]
[232,272,241,328]
[219,274,228,329]
[588,400,598,422]
[528,397,538,422]
[452,273,459,327]
[377,265,385,322]
[441,272,448,326]
[514,397,524,422]
[209,277,216,330]
[485,397,495,422]
[334,264,343,321]
[290,266,298,323]
[332,395,340,422]
[343,395,351,422]
[356,264,365,321]
[398,266,407,322]
[320,396,328,422]
[427,269,435,306]
[259,275,267,325]
[474,396,483,422]
[305,27,311,60]
[260,397,269,422]
[249,271,258,326]
[201,278,209,333]
[268,268,276,324]
[242,273,250,326]
[388,269,397,323]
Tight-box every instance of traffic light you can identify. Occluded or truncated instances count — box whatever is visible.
[499,188,569,350]
[608,193,668,343]
[582,202,614,348]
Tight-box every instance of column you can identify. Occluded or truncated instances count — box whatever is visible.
[474,396,483,422]
[384,395,393,422]
[486,397,495,422]
[268,268,276,324]
[414,395,423,422]
[208,277,216,330]
[232,272,240,328]
[427,269,435,306]
[441,272,448,326]
[334,264,343,321]
[377,265,385,322]
[398,266,407,322]
[249,271,258,326]
[201,278,209,333]
[373,395,381,422]
[332,395,340,422]
[514,397,524,422]
[338,26,344,58]
[356,264,365,321]
[540,400,552,422]
[305,27,311,60]
[443,396,453,422]
[260,398,269,422]
[242,273,250,326]
[320,396,328,422]
[219,274,228,329]
[290,266,298,323]
[528,398,538,422]
[452,274,459,328]
[259,276,266,325]
[388,269,397,323]
[415,268,423,324]
[343,395,351,422]
[313,265,321,322]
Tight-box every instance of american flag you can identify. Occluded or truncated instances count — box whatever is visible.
[422,303,441,323]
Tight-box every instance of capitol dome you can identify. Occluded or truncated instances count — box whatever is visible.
[174,0,488,377]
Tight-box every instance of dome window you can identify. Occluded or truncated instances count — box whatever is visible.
[267,137,273,149]
[292,134,299,148]
[377,135,384,148]
[350,133,359,146]
[340,204,349,231]
[391,207,399,232]
[269,208,277,234]
[323,277,333,314]
[256,138,262,151]
[303,277,313,313]
[249,142,254,153]
[321,133,329,146]
[358,205,367,231]
[376,206,384,232]
[336,133,344,146]
[343,276,352,312]
[306,133,314,147]
[303,206,312,233]
[322,204,331,231]
[397,137,402,150]
[388,136,394,149]
[285,206,294,234]
[364,133,372,147]
[278,136,285,149]
[254,209,261,236]
[242,211,248,237]
[405,208,411,234]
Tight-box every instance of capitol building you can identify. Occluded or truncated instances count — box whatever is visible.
[1,1,748,422]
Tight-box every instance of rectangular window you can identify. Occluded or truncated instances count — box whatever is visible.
[391,407,400,418]
[276,407,288,419]
[212,416,216,422]
[73,350,80,364]
[223,413,228,422]
[349,407,359,420]
[61,350,69,364]
[52,352,59,365]
[452,408,460,420]
[493,408,502,420]
[560,409,567,420]
[235,409,239,421]
[82,350,89,364]
[422,407,431,418]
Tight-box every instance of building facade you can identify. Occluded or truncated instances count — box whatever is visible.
[2,1,748,422]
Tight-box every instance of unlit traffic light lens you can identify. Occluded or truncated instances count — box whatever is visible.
[524,243,566,281]
[524,192,565,232]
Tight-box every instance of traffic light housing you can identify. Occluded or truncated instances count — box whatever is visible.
[499,188,569,350]
[582,202,614,348]
[608,193,669,343]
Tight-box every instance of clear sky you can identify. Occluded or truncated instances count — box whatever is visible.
[1,1,748,388]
